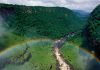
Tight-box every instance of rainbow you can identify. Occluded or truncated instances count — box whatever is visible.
[0,40,99,62]
[0,38,53,55]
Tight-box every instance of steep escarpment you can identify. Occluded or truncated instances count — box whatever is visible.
[87,5,100,59]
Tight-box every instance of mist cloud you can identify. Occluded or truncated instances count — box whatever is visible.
[0,16,6,36]
[0,0,100,12]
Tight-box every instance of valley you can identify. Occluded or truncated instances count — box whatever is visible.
[0,3,100,70]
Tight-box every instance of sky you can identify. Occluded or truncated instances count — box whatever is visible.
[0,0,100,12]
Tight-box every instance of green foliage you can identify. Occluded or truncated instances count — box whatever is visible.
[0,3,84,39]
[9,46,31,65]
[88,5,100,41]
[0,33,26,50]
[61,42,92,70]
[0,39,56,70]
[68,34,83,46]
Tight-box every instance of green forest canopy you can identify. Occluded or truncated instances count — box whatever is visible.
[0,3,84,38]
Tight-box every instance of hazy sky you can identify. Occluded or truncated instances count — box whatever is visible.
[0,0,100,12]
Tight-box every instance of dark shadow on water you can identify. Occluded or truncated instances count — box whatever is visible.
[81,25,100,61]
[86,59,100,70]
[81,26,100,60]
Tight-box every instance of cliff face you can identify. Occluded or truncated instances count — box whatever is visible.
[88,5,100,59]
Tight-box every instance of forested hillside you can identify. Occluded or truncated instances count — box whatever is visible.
[0,3,84,38]
[88,5,100,59]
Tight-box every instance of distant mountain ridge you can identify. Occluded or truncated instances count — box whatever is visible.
[73,10,89,18]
